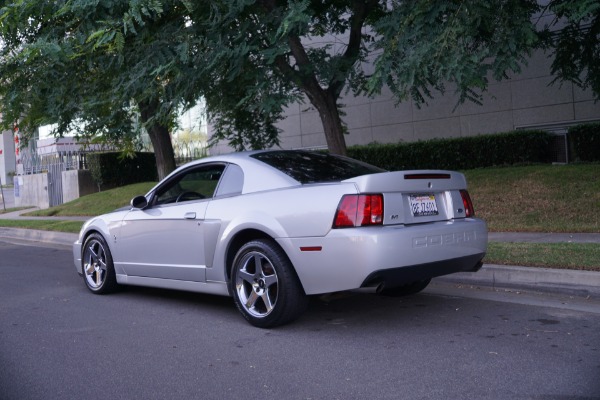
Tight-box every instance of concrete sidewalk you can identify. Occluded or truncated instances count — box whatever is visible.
[489,231,600,244]
[0,207,90,221]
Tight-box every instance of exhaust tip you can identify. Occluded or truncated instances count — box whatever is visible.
[353,282,385,294]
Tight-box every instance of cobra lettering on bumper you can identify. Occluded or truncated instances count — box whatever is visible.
[412,231,478,248]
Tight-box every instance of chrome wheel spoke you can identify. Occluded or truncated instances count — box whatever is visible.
[85,263,95,275]
[88,246,99,263]
[95,268,103,286]
[260,291,275,313]
[245,290,260,310]
[252,254,262,271]
[238,269,255,285]
[263,274,277,289]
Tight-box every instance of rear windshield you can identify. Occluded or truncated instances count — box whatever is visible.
[251,151,385,184]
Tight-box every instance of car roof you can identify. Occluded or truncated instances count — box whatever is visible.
[153,150,302,195]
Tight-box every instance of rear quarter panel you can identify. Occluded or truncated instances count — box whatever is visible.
[204,183,357,281]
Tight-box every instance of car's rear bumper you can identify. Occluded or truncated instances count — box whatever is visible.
[360,252,484,289]
[279,218,487,295]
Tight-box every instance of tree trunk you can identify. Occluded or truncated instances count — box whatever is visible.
[309,90,347,156]
[138,100,177,180]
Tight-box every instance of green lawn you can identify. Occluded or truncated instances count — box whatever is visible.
[0,219,84,233]
[464,164,600,233]
[23,181,156,217]
[485,242,600,271]
[1,164,598,270]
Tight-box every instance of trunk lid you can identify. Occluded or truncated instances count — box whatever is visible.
[344,170,470,225]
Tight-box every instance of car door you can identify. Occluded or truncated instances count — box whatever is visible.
[115,163,226,282]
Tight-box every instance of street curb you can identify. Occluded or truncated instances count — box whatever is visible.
[436,264,600,298]
[0,227,77,247]
[1,227,598,298]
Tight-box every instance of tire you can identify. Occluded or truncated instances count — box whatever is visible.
[82,233,118,294]
[230,239,308,328]
[380,278,431,297]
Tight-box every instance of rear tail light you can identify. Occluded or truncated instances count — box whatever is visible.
[460,190,475,218]
[333,194,384,228]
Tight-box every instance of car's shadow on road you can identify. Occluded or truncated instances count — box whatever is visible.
[105,283,469,331]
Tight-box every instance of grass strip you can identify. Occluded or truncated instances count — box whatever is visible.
[485,242,600,271]
[23,182,155,217]
[0,219,83,233]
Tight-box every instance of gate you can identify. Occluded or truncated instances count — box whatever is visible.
[47,161,64,207]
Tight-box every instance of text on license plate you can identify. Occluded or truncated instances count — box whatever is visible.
[409,194,438,217]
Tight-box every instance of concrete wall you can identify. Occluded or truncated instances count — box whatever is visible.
[14,173,50,209]
[209,49,600,155]
[14,170,97,209]
[0,129,16,185]
[62,169,97,203]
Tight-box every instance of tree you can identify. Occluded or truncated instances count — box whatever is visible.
[194,0,542,155]
[0,0,294,177]
[0,0,197,179]
[1,0,595,171]
[546,0,600,99]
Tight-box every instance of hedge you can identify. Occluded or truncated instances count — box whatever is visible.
[568,123,600,162]
[347,130,554,171]
[87,152,157,190]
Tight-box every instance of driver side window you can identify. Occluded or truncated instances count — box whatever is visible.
[154,164,226,205]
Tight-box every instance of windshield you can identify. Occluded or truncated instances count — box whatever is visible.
[252,151,385,184]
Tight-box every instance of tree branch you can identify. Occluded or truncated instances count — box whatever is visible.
[329,0,378,99]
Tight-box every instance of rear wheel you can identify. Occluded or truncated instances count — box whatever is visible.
[231,239,308,328]
[380,278,431,297]
[82,233,118,294]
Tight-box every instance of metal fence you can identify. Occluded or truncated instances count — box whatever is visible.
[18,151,89,207]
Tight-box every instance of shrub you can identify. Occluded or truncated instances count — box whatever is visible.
[347,130,554,170]
[568,123,600,162]
[87,152,157,190]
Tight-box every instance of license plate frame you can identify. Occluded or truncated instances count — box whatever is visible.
[409,194,439,217]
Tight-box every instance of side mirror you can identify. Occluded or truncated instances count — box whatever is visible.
[130,195,148,210]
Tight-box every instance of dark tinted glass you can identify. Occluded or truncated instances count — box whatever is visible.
[252,151,385,184]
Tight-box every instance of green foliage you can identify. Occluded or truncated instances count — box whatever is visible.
[348,130,554,170]
[369,1,540,104]
[87,152,157,191]
[547,0,600,99]
[0,0,597,161]
[568,123,600,162]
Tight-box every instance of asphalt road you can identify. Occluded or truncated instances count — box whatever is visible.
[1,239,599,400]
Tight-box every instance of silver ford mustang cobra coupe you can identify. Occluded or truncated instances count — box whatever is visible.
[73,150,487,327]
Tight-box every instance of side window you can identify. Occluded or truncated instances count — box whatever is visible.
[154,164,226,205]
[215,164,244,197]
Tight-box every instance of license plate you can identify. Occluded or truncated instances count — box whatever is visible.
[409,194,438,217]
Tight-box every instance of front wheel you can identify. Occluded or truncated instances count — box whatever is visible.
[82,233,118,294]
[230,239,308,328]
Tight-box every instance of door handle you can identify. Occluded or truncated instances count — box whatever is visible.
[184,212,196,220]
